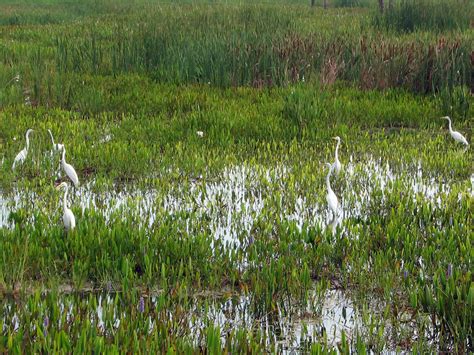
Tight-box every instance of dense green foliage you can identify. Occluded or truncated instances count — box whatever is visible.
[373,0,472,33]
[0,0,472,353]
[0,1,472,97]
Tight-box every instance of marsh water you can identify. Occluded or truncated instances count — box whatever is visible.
[0,157,469,351]
[0,157,465,234]
[2,286,431,352]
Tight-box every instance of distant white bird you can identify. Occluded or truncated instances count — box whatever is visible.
[48,129,64,152]
[61,148,79,187]
[56,182,76,231]
[325,163,338,220]
[442,116,469,146]
[12,129,34,170]
[332,136,342,175]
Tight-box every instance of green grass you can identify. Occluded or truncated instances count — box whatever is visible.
[0,2,472,97]
[373,0,473,33]
[0,0,472,353]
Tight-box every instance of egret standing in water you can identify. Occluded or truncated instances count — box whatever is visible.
[441,116,469,146]
[56,182,75,231]
[47,129,64,152]
[61,148,79,187]
[325,163,338,220]
[12,129,34,170]
[332,136,342,175]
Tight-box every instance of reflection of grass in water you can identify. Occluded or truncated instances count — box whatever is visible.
[0,152,471,351]
[0,286,429,352]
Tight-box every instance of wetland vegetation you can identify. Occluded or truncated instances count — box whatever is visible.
[0,0,472,352]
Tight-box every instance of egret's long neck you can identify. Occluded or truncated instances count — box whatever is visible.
[63,186,68,211]
[335,141,340,160]
[326,168,332,191]
[25,133,30,150]
[48,131,55,145]
[61,149,66,163]
[447,119,453,133]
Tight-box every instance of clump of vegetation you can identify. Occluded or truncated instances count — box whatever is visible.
[332,0,371,7]
[373,0,472,33]
[1,1,472,100]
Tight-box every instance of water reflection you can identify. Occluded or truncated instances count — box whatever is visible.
[0,158,463,249]
[2,287,418,352]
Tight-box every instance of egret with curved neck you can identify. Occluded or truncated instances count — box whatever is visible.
[56,182,76,231]
[442,116,469,146]
[325,162,338,220]
[12,129,34,170]
[48,129,64,152]
[61,148,79,187]
[332,136,342,175]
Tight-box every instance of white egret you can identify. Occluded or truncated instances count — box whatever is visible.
[12,129,34,170]
[61,148,79,187]
[47,129,64,152]
[441,116,469,146]
[56,182,76,231]
[325,163,338,220]
[332,136,342,175]
[328,214,340,235]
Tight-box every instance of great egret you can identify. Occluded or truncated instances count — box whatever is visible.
[332,136,342,175]
[47,129,64,152]
[56,182,75,231]
[12,129,34,170]
[61,148,79,187]
[441,116,469,146]
[325,163,338,220]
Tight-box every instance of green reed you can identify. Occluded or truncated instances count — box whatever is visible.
[373,0,472,33]
[0,2,472,99]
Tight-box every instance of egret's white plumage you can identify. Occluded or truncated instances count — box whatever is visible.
[48,129,64,152]
[56,182,75,231]
[442,116,469,146]
[325,163,338,219]
[61,148,79,187]
[12,129,34,170]
[332,136,342,175]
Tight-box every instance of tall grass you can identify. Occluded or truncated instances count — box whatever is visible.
[0,3,472,99]
[53,21,472,92]
[332,0,372,7]
[373,0,472,33]
[2,5,468,97]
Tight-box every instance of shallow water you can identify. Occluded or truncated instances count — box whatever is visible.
[1,287,421,352]
[0,157,459,351]
[184,289,362,351]
[0,158,465,244]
